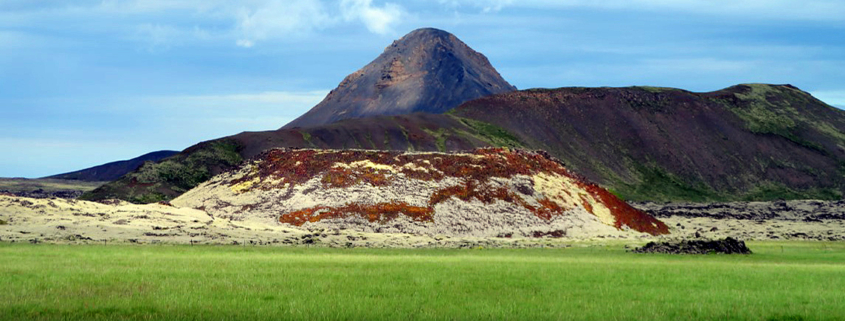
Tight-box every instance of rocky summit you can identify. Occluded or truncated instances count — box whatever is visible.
[282,28,516,129]
[171,148,669,238]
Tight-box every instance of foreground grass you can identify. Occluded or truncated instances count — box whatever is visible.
[1,242,843,320]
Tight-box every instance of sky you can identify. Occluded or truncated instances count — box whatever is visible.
[2,0,845,178]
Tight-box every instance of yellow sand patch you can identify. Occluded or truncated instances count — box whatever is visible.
[402,162,430,173]
[334,160,399,172]
[231,176,260,194]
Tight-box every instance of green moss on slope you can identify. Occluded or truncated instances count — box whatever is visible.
[453,117,524,148]
[421,128,448,152]
[614,161,843,203]
[614,164,722,203]
[723,84,830,152]
[80,140,243,204]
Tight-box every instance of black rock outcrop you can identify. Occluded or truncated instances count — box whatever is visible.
[631,237,752,254]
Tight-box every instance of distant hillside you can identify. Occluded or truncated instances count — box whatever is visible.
[79,114,508,203]
[451,84,845,201]
[0,178,104,199]
[283,28,515,129]
[47,150,178,182]
[81,84,845,204]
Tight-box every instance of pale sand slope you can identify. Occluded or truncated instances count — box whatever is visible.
[0,195,635,248]
[3,195,844,247]
[172,170,639,239]
[0,195,302,245]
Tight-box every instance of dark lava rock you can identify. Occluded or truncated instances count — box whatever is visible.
[631,237,752,254]
[0,189,83,199]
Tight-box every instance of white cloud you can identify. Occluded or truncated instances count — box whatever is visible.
[340,0,404,35]
[235,0,331,47]
[135,90,330,147]
[437,0,845,20]
[4,0,405,49]
[143,90,329,126]
[236,39,255,48]
[135,23,181,51]
[438,0,513,13]
[155,90,329,108]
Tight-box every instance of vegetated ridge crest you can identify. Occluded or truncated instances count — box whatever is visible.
[451,84,845,201]
[47,150,179,182]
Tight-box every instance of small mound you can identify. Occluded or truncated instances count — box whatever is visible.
[631,237,752,254]
[173,148,669,238]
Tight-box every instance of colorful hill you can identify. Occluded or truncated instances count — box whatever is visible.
[171,148,669,237]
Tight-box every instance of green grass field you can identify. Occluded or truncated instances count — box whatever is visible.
[1,242,843,320]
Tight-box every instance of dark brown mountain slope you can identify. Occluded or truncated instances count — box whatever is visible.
[47,150,178,181]
[82,84,845,204]
[451,84,845,201]
[282,28,515,129]
[80,114,519,203]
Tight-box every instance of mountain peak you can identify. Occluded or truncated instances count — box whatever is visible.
[399,27,453,40]
[283,28,516,129]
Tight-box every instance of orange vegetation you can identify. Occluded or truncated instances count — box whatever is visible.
[577,182,669,235]
[249,148,668,235]
[428,180,568,222]
[280,201,434,226]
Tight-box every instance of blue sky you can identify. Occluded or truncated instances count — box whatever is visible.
[2,0,844,178]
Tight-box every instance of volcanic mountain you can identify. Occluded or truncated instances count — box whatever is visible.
[450,84,845,201]
[282,28,516,129]
[171,148,669,237]
[81,84,845,204]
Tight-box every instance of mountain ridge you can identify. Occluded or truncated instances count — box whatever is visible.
[80,84,845,204]
[451,83,845,201]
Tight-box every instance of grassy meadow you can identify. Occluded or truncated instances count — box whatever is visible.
[1,241,843,320]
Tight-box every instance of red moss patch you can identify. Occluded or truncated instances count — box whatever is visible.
[321,167,392,188]
[577,182,670,236]
[232,148,575,191]
[429,180,516,205]
[428,180,568,221]
[534,198,565,221]
[280,201,434,226]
